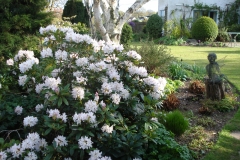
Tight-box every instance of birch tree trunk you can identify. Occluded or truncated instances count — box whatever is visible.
[84,0,151,44]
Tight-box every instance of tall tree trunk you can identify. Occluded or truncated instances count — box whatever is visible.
[85,0,151,44]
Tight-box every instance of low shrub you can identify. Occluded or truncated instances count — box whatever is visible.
[191,16,218,42]
[129,41,175,76]
[164,110,189,136]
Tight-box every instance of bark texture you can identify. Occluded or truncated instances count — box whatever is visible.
[84,0,151,43]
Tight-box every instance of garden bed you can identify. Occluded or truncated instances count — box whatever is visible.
[174,81,239,159]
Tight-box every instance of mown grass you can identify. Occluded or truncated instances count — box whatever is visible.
[203,109,240,160]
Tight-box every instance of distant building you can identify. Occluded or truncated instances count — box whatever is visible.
[158,0,237,24]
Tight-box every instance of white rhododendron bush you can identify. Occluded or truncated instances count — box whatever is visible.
[0,25,191,160]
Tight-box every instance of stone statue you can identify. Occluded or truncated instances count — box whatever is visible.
[205,53,225,100]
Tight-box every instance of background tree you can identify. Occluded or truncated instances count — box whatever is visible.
[120,23,133,46]
[0,0,53,58]
[62,0,89,26]
[83,0,151,43]
[145,14,163,39]
[0,0,53,90]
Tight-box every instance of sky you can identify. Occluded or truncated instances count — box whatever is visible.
[119,0,158,12]
[59,0,158,12]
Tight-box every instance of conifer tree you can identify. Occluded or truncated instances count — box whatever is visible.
[62,0,89,26]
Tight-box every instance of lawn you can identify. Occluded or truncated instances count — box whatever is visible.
[168,46,240,92]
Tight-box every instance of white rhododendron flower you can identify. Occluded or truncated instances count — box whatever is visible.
[19,59,38,73]
[75,57,89,67]
[0,151,7,160]
[84,100,98,113]
[6,58,14,65]
[15,106,23,115]
[51,68,61,77]
[18,75,28,86]
[39,25,57,34]
[8,143,24,158]
[35,104,44,112]
[24,151,38,160]
[125,50,141,60]
[71,86,85,100]
[55,49,68,61]
[40,47,53,58]
[89,149,102,160]
[78,136,93,150]
[128,66,148,77]
[54,135,68,147]
[101,124,114,133]
[110,93,121,105]
[23,116,38,127]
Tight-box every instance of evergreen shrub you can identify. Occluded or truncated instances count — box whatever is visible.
[191,16,218,42]
[62,0,89,26]
[145,14,163,39]
[120,23,133,46]
[164,110,189,136]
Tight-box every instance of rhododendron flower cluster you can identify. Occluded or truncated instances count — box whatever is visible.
[3,25,170,159]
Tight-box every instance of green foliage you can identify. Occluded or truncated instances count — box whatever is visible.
[184,63,206,80]
[144,123,192,160]
[53,20,89,34]
[163,19,192,39]
[164,79,184,95]
[228,24,240,41]
[182,126,214,159]
[191,16,218,42]
[120,23,133,46]
[129,41,175,76]
[62,0,89,26]
[0,0,53,56]
[202,95,239,112]
[194,117,216,127]
[164,110,189,136]
[159,36,186,45]
[216,27,230,42]
[0,0,53,93]
[145,14,163,39]
[0,25,191,159]
[168,61,189,81]
[133,32,148,42]
[221,0,240,26]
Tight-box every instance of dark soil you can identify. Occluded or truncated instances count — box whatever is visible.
[174,81,239,159]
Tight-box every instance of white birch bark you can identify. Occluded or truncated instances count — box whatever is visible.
[84,0,151,44]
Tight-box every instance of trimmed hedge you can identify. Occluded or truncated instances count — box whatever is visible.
[191,16,218,42]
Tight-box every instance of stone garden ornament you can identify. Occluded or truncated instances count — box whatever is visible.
[205,53,225,100]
